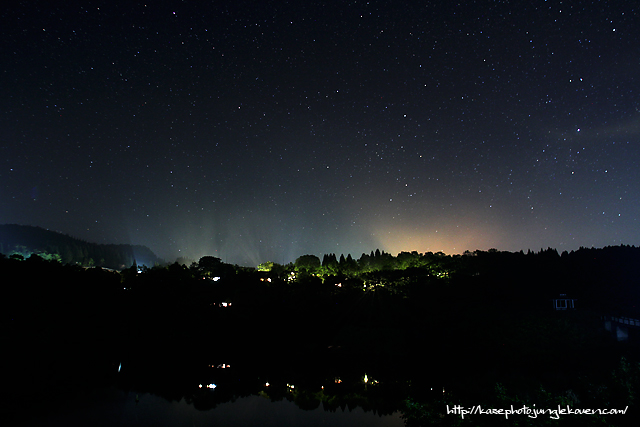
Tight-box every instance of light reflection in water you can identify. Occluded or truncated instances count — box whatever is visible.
[13,387,405,427]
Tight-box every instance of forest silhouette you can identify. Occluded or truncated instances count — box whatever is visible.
[2,226,640,425]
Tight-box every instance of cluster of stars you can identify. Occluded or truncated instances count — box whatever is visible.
[1,1,639,264]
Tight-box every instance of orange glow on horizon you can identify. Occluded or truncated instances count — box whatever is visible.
[371,221,507,256]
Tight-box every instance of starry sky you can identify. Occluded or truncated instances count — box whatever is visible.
[2,0,639,266]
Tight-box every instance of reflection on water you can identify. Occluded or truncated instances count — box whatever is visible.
[5,347,446,427]
[13,387,405,427]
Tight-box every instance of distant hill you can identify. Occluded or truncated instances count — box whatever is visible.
[0,224,163,269]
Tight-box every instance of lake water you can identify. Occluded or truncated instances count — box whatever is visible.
[12,387,405,427]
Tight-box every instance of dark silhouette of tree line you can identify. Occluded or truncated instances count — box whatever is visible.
[3,242,640,426]
[0,224,163,269]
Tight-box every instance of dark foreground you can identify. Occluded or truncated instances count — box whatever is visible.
[3,247,640,426]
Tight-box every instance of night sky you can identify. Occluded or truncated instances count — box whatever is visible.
[2,1,639,266]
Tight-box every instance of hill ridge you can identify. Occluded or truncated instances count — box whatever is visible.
[0,224,162,269]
